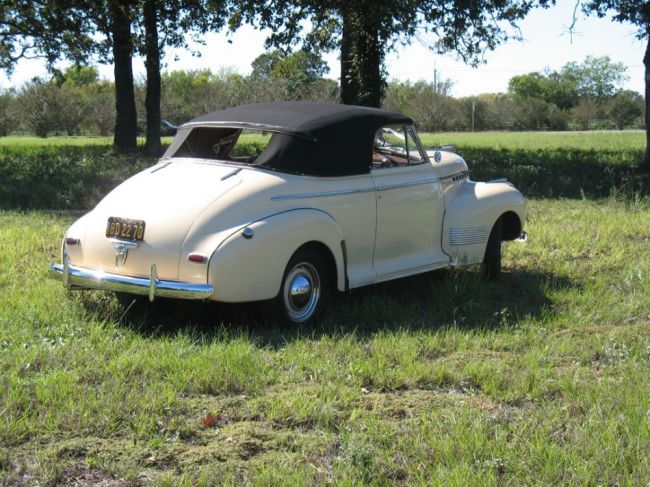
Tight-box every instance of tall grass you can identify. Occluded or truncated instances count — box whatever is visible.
[1,198,649,484]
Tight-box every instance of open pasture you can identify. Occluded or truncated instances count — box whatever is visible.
[1,199,649,484]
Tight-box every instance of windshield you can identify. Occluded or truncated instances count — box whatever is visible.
[373,125,425,165]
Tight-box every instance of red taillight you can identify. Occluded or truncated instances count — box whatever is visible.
[65,237,80,246]
[188,253,207,263]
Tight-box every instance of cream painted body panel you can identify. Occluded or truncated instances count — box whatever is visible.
[207,209,345,302]
[65,161,242,280]
[371,163,447,277]
[442,180,526,265]
[426,149,469,180]
[177,165,377,291]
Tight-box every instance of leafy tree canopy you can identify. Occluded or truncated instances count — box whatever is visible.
[231,0,554,107]
[582,0,650,37]
[509,56,630,110]
[562,55,628,98]
[251,49,329,82]
[0,0,96,73]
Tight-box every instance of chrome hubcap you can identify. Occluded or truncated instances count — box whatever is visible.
[290,275,312,308]
[283,262,320,323]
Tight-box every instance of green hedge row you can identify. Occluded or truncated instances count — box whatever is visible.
[461,147,647,199]
[0,146,154,210]
[0,144,646,210]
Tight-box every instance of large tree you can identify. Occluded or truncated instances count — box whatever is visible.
[135,0,229,156]
[1,1,228,154]
[0,0,138,151]
[231,0,552,107]
[107,0,138,151]
[582,1,650,167]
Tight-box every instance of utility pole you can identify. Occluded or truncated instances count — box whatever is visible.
[433,60,437,93]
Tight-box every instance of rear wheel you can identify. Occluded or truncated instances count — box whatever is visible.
[482,218,503,280]
[276,248,329,325]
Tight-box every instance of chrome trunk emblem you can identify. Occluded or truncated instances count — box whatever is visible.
[111,240,139,267]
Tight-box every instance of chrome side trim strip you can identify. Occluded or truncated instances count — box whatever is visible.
[271,187,376,201]
[449,226,491,246]
[271,177,441,200]
[376,178,439,191]
[49,262,213,300]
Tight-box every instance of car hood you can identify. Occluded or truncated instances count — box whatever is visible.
[77,160,242,280]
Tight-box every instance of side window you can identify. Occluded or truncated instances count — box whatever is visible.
[372,125,425,168]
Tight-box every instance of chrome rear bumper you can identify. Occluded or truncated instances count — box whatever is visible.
[49,260,213,301]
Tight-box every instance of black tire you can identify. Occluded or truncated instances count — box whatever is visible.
[482,218,503,280]
[275,248,330,325]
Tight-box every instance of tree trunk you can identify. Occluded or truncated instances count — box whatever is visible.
[339,9,383,108]
[143,0,161,157]
[643,36,650,172]
[356,17,382,108]
[340,8,359,105]
[110,0,137,153]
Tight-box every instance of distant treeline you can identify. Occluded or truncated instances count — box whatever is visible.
[0,54,644,137]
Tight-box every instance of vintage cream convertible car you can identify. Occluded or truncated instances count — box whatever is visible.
[50,102,526,324]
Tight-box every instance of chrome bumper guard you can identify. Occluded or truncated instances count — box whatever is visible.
[49,258,213,301]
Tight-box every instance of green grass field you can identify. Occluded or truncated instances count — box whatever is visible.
[1,131,650,484]
[1,130,645,151]
[419,130,647,151]
[0,136,174,147]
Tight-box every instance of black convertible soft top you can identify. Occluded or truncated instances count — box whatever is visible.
[176,101,412,176]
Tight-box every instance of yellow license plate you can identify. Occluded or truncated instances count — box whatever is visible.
[105,217,146,242]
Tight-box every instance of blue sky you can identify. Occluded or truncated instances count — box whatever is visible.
[1,1,644,97]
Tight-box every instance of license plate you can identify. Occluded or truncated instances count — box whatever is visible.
[106,217,146,242]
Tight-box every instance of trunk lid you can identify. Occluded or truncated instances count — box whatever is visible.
[80,160,241,280]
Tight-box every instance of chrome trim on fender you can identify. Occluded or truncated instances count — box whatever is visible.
[376,178,439,191]
[48,262,213,300]
[449,226,491,246]
[271,186,375,201]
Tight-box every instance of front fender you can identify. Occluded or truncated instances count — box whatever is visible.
[443,180,526,264]
[206,209,346,303]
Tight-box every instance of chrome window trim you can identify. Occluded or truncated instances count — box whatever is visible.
[405,125,428,165]
[179,121,316,141]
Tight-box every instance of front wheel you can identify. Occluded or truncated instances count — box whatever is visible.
[276,248,329,324]
[482,218,503,280]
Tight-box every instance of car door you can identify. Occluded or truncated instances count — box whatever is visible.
[371,125,448,278]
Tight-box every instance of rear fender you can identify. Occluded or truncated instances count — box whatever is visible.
[207,209,346,302]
